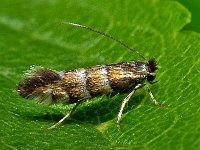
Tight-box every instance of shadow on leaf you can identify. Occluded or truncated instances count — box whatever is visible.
[24,93,145,126]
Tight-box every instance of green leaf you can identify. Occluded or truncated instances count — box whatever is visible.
[177,0,200,32]
[0,0,200,149]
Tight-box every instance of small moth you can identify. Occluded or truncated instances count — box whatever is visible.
[16,22,160,129]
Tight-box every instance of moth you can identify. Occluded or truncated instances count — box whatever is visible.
[16,22,160,129]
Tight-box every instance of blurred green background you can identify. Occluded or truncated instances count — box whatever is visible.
[0,0,200,149]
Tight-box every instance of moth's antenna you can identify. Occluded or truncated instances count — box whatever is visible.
[62,22,146,60]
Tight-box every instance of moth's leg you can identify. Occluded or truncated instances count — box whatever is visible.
[146,87,160,106]
[117,84,142,129]
[48,101,81,130]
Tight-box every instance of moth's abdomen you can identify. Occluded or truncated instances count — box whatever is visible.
[62,61,147,103]
[61,65,110,103]
[62,69,91,103]
[86,65,112,96]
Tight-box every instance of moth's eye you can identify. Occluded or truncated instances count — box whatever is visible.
[148,59,157,73]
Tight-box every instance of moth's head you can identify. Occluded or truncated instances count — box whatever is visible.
[146,59,158,83]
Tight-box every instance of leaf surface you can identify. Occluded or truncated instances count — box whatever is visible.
[0,0,199,149]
